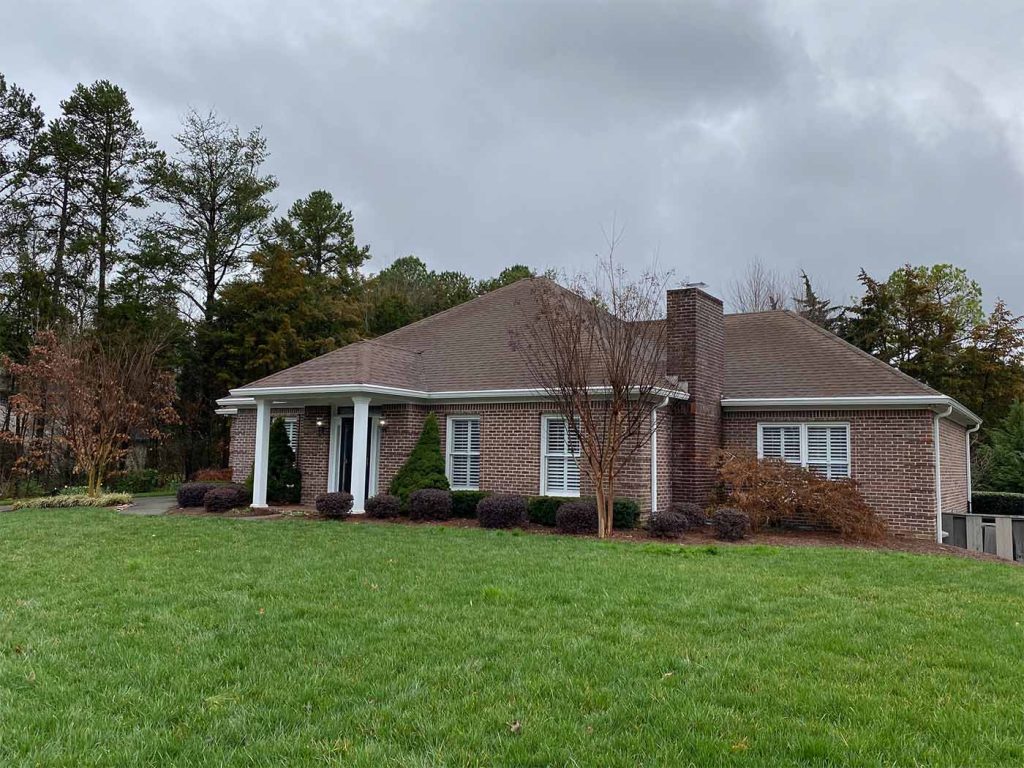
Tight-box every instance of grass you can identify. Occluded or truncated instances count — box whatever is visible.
[1,510,1022,766]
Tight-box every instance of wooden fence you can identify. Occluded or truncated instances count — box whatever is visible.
[942,514,1024,562]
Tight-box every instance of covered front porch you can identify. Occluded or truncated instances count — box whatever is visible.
[219,389,406,512]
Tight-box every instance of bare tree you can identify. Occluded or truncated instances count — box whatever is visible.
[727,256,795,313]
[4,331,179,495]
[513,248,671,538]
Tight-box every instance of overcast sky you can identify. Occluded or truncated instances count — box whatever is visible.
[7,0,1024,309]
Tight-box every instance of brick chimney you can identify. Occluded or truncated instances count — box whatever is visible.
[666,285,725,506]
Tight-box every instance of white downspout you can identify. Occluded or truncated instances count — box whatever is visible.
[933,404,953,543]
[650,397,671,515]
[965,420,982,513]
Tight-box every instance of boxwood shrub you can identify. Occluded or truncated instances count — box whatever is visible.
[527,496,574,526]
[316,492,354,519]
[203,485,251,514]
[409,488,452,521]
[365,493,402,519]
[972,491,1024,516]
[648,506,688,538]
[178,482,218,508]
[477,494,528,529]
[556,500,599,535]
[452,490,490,518]
[712,508,751,541]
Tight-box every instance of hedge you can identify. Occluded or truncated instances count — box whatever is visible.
[527,496,574,526]
[365,494,402,519]
[316,492,354,519]
[972,491,1024,516]
[477,494,528,529]
[409,488,452,521]
[203,486,251,514]
[452,490,490,518]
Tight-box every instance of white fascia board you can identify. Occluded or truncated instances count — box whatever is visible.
[721,395,981,425]
[227,384,689,403]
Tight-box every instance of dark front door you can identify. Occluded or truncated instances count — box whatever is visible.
[339,417,373,494]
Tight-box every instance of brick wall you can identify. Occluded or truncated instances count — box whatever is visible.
[721,408,938,538]
[377,401,656,512]
[666,287,724,506]
[939,417,969,514]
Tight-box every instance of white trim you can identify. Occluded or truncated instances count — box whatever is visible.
[757,422,851,480]
[445,415,481,491]
[724,395,981,425]
[369,415,381,498]
[225,384,688,403]
[966,420,981,512]
[650,396,670,514]
[540,413,581,497]
[327,411,342,493]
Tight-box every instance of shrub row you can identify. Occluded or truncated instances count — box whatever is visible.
[477,494,528,529]
[106,468,162,493]
[203,486,251,514]
[648,502,707,538]
[316,492,354,519]
[972,491,1024,516]
[10,493,133,510]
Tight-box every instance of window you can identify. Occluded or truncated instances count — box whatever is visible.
[447,416,480,490]
[758,423,850,480]
[283,417,299,454]
[542,415,581,496]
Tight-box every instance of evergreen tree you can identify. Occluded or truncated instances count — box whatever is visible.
[267,417,301,504]
[476,264,534,293]
[980,401,1024,493]
[269,190,369,287]
[0,74,44,262]
[389,413,448,502]
[794,270,841,332]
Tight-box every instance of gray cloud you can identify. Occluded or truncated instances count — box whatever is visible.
[6,0,1023,309]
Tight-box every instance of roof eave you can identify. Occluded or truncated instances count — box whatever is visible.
[721,395,981,425]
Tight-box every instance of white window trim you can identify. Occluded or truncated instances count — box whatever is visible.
[283,417,299,454]
[540,413,581,497]
[757,422,851,480]
[445,415,481,490]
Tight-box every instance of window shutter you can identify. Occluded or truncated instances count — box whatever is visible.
[448,417,480,490]
[283,418,298,453]
[761,425,801,464]
[807,425,850,480]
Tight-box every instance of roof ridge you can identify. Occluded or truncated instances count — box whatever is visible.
[781,310,939,395]
[373,277,547,344]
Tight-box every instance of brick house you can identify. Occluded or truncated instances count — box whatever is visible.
[218,279,981,541]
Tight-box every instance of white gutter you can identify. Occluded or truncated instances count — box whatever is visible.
[649,396,671,515]
[965,420,982,512]
[221,384,689,407]
[933,403,954,543]
[721,395,981,426]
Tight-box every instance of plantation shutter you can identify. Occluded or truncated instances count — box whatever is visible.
[283,418,299,454]
[544,416,580,495]
[806,425,850,480]
[448,417,480,489]
[760,425,801,465]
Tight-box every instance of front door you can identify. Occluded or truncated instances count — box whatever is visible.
[338,417,374,494]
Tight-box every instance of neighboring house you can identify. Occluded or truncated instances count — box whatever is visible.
[217,279,981,541]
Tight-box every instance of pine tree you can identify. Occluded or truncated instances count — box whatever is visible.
[984,400,1024,493]
[389,413,449,502]
[794,270,841,332]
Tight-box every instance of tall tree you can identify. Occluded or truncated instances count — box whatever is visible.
[145,109,277,322]
[476,264,535,293]
[727,256,794,313]
[978,400,1024,493]
[269,190,369,287]
[60,81,158,314]
[794,270,841,332]
[0,74,44,263]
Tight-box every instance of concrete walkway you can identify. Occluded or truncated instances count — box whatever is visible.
[121,495,176,516]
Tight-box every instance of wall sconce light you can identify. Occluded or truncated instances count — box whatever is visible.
[315,417,325,436]
[379,418,388,432]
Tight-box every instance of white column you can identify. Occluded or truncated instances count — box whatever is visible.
[252,399,271,508]
[350,396,371,513]
[327,410,341,493]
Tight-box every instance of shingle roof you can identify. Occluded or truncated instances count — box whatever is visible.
[722,310,938,399]
[234,280,938,400]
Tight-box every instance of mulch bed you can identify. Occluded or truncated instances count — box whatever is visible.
[163,505,1017,565]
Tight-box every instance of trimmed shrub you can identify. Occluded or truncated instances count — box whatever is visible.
[316,492,354,519]
[267,418,301,504]
[452,490,490,518]
[203,485,251,514]
[715,452,885,540]
[178,482,217,508]
[365,493,402,519]
[972,491,1024,516]
[556,500,599,535]
[409,488,452,521]
[10,493,132,510]
[648,507,688,538]
[106,469,161,493]
[390,413,449,502]
[192,467,233,482]
[611,498,640,530]
[528,496,574,526]
[477,494,528,529]
[673,502,708,530]
[712,508,751,541]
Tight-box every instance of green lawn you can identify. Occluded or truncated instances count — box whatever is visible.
[1,510,1022,766]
